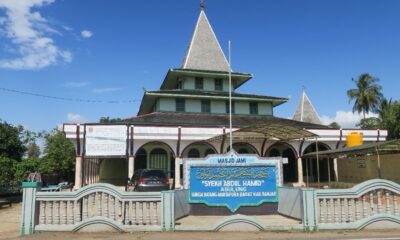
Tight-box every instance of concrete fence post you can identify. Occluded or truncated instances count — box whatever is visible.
[20,182,41,236]
[302,188,318,231]
[161,191,175,232]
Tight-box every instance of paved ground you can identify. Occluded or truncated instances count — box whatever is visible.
[175,214,302,231]
[1,203,400,240]
[0,203,21,240]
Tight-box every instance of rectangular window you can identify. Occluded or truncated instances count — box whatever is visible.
[177,81,182,89]
[225,100,235,114]
[176,98,185,112]
[215,78,223,91]
[195,77,203,89]
[249,102,258,115]
[201,99,211,113]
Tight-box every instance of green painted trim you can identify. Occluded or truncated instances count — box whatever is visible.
[71,216,125,232]
[22,182,38,188]
[317,214,400,231]
[162,192,166,232]
[146,92,287,103]
[29,189,35,234]
[304,190,309,231]
[170,68,253,78]
[312,190,317,231]
[169,191,173,231]
[315,179,400,197]
[20,189,27,236]
[213,215,264,231]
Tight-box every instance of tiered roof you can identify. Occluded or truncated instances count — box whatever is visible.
[181,9,230,72]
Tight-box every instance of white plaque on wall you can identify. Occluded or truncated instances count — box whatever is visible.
[85,125,127,156]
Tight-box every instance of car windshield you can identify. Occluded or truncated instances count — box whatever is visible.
[141,170,166,179]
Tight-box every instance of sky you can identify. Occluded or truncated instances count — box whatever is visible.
[0,0,399,132]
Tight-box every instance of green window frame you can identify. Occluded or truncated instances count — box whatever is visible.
[249,101,258,115]
[176,98,185,112]
[201,99,211,113]
[195,77,203,90]
[225,100,235,114]
[215,78,223,91]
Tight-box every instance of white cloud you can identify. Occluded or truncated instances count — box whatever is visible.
[80,30,92,39]
[320,111,378,128]
[92,87,121,94]
[0,0,72,70]
[64,81,90,87]
[66,113,87,123]
[62,25,73,31]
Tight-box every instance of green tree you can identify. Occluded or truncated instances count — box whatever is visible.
[99,116,123,123]
[0,120,26,161]
[0,157,16,185]
[14,157,41,182]
[328,122,341,129]
[356,117,381,129]
[26,142,41,158]
[380,100,400,140]
[347,73,383,119]
[42,129,76,182]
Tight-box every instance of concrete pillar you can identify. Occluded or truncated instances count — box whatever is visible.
[297,157,304,185]
[128,156,135,179]
[333,158,339,182]
[175,157,182,189]
[74,156,82,190]
[20,182,41,236]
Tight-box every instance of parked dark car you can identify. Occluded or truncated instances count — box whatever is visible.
[129,169,169,192]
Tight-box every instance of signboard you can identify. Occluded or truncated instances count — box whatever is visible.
[85,125,127,156]
[184,152,282,212]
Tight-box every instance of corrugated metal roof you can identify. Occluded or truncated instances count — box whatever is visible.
[207,122,318,142]
[303,139,400,158]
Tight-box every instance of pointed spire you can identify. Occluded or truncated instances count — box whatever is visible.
[293,88,322,125]
[181,8,230,72]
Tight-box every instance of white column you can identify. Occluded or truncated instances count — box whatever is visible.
[333,158,339,182]
[175,157,182,189]
[74,156,82,190]
[297,157,304,185]
[128,156,135,178]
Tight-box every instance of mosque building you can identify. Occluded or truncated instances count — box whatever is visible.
[63,7,386,190]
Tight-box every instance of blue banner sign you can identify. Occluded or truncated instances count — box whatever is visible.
[185,152,282,212]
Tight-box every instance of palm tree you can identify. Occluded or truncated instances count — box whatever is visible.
[347,73,383,119]
[377,98,393,120]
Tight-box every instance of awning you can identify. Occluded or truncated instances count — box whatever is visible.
[302,139,400,159]
[207,122,318,143]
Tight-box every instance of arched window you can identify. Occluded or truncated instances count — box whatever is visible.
[188,148,200,158]
[205,148,216,156]
[268,148,280,157]
[238,148,249,154]
[135,148,147,171]
[149,148,168,172]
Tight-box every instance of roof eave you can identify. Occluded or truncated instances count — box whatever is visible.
[137,92,157,116]
[160,68,253,90]
[146,91,288,103]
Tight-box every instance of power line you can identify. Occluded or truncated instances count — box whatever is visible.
[0,87,141,104]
